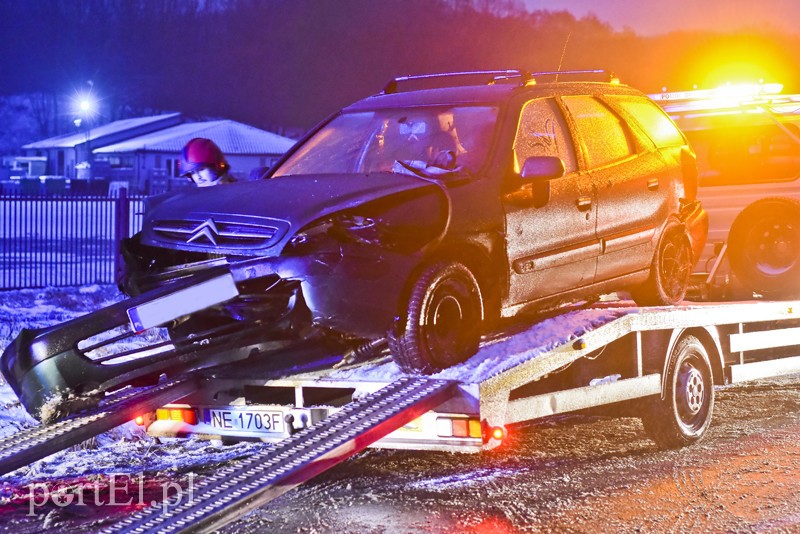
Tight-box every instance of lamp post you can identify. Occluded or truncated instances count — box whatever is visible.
[73,93,96,187]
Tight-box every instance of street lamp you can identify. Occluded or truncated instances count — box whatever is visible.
[72,91,97,185]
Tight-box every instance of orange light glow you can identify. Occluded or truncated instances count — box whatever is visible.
[491,426,506,441]
[134,415,145,426]
[678,34,798,94]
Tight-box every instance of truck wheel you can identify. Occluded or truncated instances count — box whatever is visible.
[728,197,800,298]
[389,261,483,374]
[641,335,714,449]
[631,219,693,306]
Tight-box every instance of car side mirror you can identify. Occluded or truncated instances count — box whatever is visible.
[520,156,565,181]
[520,156,564,207]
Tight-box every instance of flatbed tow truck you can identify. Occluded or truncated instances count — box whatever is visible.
[3,81,800,533]
[3,274,800,532]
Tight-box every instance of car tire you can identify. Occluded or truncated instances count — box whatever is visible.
[389,261,483,374]
[728,197,800,298]
[641,335,714,449]
[632,219,693,306]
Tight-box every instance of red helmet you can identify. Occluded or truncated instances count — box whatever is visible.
[181,138,229,176]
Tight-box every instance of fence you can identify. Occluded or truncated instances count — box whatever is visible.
[0,191,145,289]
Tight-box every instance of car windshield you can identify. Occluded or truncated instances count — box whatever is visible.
[273,106,498,178]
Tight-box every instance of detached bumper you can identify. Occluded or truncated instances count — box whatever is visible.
[2,266,260,422]
[1,251,412,421]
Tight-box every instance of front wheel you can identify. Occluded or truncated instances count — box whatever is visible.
[632,219,693,306]
[389,261,483,374]
[641,335,714,448]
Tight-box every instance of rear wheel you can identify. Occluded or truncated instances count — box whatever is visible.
[389,261,483,374]
[728,197,800,298]
[632,219,693,306]
[641,335,714,448]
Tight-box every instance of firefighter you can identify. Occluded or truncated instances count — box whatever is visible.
[181,137,236,187]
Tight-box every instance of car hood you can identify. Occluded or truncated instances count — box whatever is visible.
[141,173,439,255]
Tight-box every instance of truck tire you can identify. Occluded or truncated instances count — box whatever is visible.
[389,261,483,374]
[728,197,800,298]
[641,335,714,449]
[631,219,693,306]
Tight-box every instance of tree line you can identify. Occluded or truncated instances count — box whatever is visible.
[1,0,799,152]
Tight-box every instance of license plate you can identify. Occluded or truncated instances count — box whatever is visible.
[127,274,238,332]
[206,408,286,434]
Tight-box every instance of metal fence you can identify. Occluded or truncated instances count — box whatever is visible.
[0,192,145,289]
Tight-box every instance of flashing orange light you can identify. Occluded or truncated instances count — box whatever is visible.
[134,415,145,426]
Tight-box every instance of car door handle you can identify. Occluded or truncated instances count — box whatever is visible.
[576,196,592,211]
[647,177,659,191]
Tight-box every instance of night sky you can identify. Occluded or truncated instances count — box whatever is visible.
[526,0,800,35]
[3,0,800,145]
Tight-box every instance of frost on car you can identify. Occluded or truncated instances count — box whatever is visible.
[124,70,707,373]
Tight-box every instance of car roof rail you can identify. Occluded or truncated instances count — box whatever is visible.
[530,69,620,84]
[381,70,531,94]
[381,69,619,94]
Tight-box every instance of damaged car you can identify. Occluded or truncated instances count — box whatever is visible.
[121,69,707,374]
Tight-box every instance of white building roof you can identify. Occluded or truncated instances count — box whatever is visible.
[22,113,182,149]
[94,120,296,156]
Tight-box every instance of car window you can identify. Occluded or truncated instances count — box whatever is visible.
[685,122,800,186]
[273,106,498,177]
[609,96,686,148]
[513,98,577,174]
[561,96,634,169]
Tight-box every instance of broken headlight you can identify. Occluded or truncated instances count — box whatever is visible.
[288,212,385,252]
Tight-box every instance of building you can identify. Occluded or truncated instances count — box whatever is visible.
[93,120,296,194]
[21,113,183,179]
[14,114,296,195]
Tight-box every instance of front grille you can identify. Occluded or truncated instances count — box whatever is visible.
[152,218,283,248]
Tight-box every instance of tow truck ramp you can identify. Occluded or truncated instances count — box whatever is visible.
[0,376,198,477]
[103,376,454,534]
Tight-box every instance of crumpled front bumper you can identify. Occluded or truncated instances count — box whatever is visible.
[1,251,412,421]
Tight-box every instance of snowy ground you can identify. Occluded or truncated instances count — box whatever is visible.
[2,287,800,532]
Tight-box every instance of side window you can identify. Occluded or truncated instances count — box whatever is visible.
[561,96,634,169]
[611,96,686,148]
[686,123,800,186]
[513,98,577,174]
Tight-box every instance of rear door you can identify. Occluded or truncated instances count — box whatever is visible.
[560,95,672,282]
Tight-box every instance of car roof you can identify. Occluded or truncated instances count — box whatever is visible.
[344,81,647,112]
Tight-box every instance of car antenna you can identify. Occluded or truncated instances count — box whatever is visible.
[555,32,571,83]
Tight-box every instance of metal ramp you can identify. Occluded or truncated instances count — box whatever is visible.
[104,376,455,534]
[0,376,198,477]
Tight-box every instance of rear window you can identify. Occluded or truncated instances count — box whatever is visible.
[611,96,686,148]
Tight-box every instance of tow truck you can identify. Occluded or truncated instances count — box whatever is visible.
[3,79,800,533]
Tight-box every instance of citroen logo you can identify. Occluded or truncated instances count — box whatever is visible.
[186,218,221,245]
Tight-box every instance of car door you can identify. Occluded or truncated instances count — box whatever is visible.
[560,95,670,283]
[504,97,599,307]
